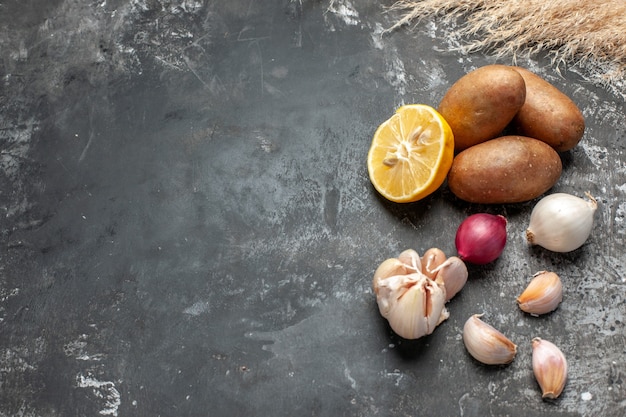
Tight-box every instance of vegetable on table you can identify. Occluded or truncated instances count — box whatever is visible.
[438,64,526,152]
[447,136,562,204]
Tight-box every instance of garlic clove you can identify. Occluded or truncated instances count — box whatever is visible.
[375,272,448,339]
[462,314,517,365]
[517,271,563,316]
[372,258,411,292]
[373,273,415,317]
[421,247,447,280]
[398,249,422,273]
[432,256,468,301]
[532,337,568,399]
[526,192,598,252]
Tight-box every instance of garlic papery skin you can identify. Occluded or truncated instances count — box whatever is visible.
[432,256,468,301]
[372,258,411,289]
[398,249,422,273]
[462,314,517,365]
[421,247,447,279]
[517,271,563,316]
[374,272,448,340]
[526,192,598,252]
[532,337,568,399]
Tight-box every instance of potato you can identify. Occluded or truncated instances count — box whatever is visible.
[447,136,562,204]
[438,65,526,152]
[511,67,585,152]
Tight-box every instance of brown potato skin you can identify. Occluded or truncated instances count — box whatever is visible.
[438,65,526,152]
[511,67,585,152]
[447,136,562,204]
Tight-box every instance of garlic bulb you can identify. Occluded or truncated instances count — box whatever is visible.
[526,192,598,252]
[374,272,449,339]
[532,337,568,399]
[462,314,517,365]
[432,256,468,301]
[372,248,465,339]
[517,271,563,316]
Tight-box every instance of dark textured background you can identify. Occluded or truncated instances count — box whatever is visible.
[1,1,624,416]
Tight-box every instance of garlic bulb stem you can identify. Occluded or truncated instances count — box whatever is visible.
[526,192,597,252]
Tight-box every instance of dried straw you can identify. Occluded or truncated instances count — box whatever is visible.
[387,0,626,92]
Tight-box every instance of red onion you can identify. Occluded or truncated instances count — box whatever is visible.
[455,213,507,264]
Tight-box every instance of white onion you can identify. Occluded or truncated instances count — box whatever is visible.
[526,192,597,252]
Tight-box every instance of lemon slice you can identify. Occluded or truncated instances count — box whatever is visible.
[367,104,454,203]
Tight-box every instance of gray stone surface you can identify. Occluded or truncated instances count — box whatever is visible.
[0,1,624,416]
